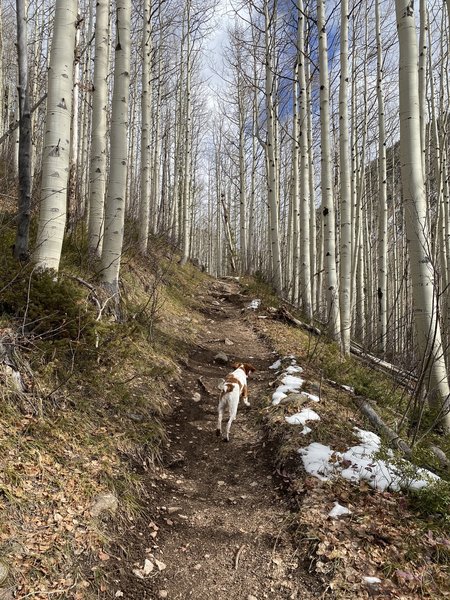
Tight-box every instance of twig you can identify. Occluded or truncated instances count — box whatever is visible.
[197,376,209,395]
[234,544,246,570]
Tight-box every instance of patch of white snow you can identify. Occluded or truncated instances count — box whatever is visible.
[328,502,352,519]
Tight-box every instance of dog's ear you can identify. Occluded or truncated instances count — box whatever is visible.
[244,363,256,374]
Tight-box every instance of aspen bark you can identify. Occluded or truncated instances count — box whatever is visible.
[15,0,32,261]
[88,0,109,257]
[317,0,341,341]
[395,0,450,430]
[139,0,152,254]
[298,0,312,320]
[100,0,131,293]
[375,0,388,354]
[34,0,78,272]
[180,2,192,267]
[264,0,282,294]
[338,0,351,353]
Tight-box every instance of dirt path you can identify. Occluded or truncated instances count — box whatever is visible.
[110,280,318,599]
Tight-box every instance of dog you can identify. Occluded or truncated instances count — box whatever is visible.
[216,362,256,442]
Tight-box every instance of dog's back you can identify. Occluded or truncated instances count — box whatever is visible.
[216,363,255,441]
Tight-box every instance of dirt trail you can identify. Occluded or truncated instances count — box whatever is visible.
[110,280,318,599]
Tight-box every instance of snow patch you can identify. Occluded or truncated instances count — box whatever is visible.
[363,577,382,585]
[285,408,320,434]
[328,502,352,519]
[247,299,261,310]
[269,359,281,370]
[298,428,440,492]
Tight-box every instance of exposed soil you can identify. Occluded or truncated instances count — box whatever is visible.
[108,280,319,600]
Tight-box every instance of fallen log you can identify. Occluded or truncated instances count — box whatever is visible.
[353,395,412,455]
[350,343,417,390]
[273,306,321,336]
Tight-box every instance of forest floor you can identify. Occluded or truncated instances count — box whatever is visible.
[103,276,449,600]
[0,250,448,600]
[107,278,320,599]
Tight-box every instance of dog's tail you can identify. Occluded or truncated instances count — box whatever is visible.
[217,379,235,393]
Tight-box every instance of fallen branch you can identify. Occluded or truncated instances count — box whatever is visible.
[350,343,417,390]
[234,544,245,569]
[353,396,412,455]
[273,306,321,336]
[430,446,450,470]
[197,376,209,395]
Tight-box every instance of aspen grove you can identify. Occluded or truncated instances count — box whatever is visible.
[3,0,450,433]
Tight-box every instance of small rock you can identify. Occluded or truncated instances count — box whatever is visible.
[128,412,144,422]
[272,557,283,566]
[159,592,168,599]
[167,506,182,515]
[154,559,167,571]
[192,392,201,403]
[90,492,119,518]
[248,595,258,600]
[115,592,124,598]
[224,338,234,346]
[143,559,154,575]
[194,563,202,570]
[214,352,228,364]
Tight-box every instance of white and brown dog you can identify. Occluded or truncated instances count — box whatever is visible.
[217,362,256,442]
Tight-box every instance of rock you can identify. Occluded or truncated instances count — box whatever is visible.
[167,506,182,514]
[115,592,124,598]
[248,595,258,600]
[224,338,234,346]
[192,392,201,403]
[128,412,144,422]
[143,559,154,575]
[214,352,228,364]
[159,592,168,599]
[0,562,8,586]
[91,492,119,518]
[279,393,309,406]
[193,563,202,570]
[155,558,167,571]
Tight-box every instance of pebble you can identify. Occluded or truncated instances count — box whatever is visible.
[159,591,168,599]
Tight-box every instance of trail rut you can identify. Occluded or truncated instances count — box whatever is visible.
[109,280,318,599]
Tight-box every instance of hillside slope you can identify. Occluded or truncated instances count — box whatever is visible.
[0,245,448,599]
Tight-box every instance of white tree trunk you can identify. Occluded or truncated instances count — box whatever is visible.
[338,0,351,353]
[34,0,78,271]
[298,0,312,320]
[317,0,341,341]
[88,0,109,256]
[396,0,450,431]
[375,0,388,354]
[139,0,152,254]
[100,0,131,293]
[264,0,282,294]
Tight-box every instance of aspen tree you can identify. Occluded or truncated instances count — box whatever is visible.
[88,0,109,257]
[15,0,32,261]
[375,0,388,354]
[100,0,131,294]
[317,0,341,341]
[139,0,152,255]
[180,0,192,266]
[263,0,282,294]
[338,0,351,353]
[237,59,248,274]
[395,0,450,430]
[297,0,312,320]
[34,0,78,272]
